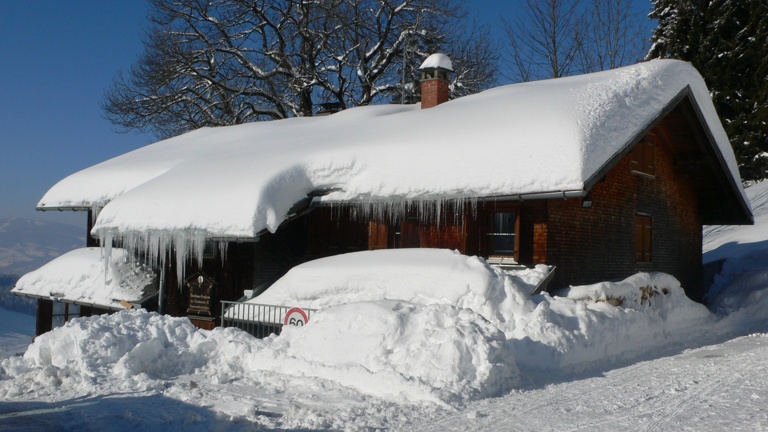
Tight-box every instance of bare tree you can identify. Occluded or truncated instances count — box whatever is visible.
[578,0,647,73]
[502,0,648,82]
[502,0,584,82]
[445,22,500,98]
[103,0,495,139]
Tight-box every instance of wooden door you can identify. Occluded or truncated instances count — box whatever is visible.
[368,221,389,250]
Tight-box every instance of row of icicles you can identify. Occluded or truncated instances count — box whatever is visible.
[95,196,489,287]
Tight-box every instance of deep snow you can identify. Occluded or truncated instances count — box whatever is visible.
[1,183,768,431]
[11,248,157,309]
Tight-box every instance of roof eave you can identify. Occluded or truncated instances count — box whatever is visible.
[583,87,692,192]
[583,86,753,226]
[36,205,92,212]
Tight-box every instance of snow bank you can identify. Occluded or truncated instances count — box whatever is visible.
[1,245,723,407]
[244,301,516,404]
[524,272,714,371]
[0,312,208,398]
[702,181,768,329]
[707,249,768,317]
[0,307,514,405]
[699,181,768,325]
[254,249,500,308]
[1,245,719,407]
[11,248,156,309]
[250,250,713,372]
[244,249,548,334]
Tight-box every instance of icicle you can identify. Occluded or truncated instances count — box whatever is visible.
[174,230,187,290]
[100,229,114,284]
[219,241,228,266]
[340,195,472,232]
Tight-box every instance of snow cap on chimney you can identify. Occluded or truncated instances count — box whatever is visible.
[419,53,453,109]
[419,53,454,72]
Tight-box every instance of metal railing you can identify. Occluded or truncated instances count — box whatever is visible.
[220,301,315,338]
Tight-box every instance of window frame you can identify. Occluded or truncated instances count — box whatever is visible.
[485,209,519,259]
[634,213,652,263]
[631,133,656,177]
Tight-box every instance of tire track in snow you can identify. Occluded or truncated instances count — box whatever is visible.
[412,364,665,432]
[408,335,768,432]
[641,345,755,431]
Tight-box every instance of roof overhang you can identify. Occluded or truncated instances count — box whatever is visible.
[583,86,753,225]
[12,289,158,311]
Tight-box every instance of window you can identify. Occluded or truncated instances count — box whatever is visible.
[631,134,655,176]
[486,211,517,256]
[635,214,652,262]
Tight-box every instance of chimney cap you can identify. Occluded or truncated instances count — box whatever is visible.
[419,53,453,72]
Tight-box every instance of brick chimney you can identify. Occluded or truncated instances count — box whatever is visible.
[419,53,453,109]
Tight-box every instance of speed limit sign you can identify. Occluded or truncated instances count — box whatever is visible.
[283,307,309,326]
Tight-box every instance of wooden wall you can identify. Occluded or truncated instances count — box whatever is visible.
[545,125,703,299]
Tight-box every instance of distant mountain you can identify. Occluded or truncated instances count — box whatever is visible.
[0,217,86,276]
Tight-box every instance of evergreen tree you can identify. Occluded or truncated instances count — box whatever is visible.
[647,0,768,182]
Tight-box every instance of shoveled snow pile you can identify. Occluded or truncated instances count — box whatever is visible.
[2,249,716,407]
[252,249,713,372]
[246,249,545,332]
[11,247,156,309]
[0,305,511,405]
[246,301,515,404]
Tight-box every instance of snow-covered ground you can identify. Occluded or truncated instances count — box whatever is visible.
[1,180,767,431]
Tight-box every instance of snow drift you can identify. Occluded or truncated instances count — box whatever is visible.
[1,249,717,406]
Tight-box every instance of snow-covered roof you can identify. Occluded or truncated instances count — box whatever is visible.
[11,248,157,309]
[419,53,453,71]
[38,60,750,241]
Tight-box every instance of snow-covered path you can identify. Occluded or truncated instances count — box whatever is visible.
[411,334,768,432]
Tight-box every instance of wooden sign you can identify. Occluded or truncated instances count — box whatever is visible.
[186,273,215,316]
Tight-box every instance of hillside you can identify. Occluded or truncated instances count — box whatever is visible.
[0,217,85,276]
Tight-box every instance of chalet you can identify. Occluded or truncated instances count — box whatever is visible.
[14,56,753,334]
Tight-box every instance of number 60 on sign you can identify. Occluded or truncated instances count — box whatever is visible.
[283,307,309,326]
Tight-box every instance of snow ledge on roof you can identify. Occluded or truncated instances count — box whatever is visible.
[36,60,747,241]
[12,248,157,309]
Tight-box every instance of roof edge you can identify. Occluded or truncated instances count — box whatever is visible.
[583,86,753,225]
[583,86,692,192]
[683,88,754,225]
[36,205,92,212]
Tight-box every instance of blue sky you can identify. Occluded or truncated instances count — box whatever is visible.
[0,0,152,227]
[0,0,652,228]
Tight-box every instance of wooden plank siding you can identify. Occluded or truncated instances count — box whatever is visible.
[545,122,703,299]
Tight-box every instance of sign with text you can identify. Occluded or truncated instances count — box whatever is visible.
[186,273,215,316]
[283,307,309,326]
